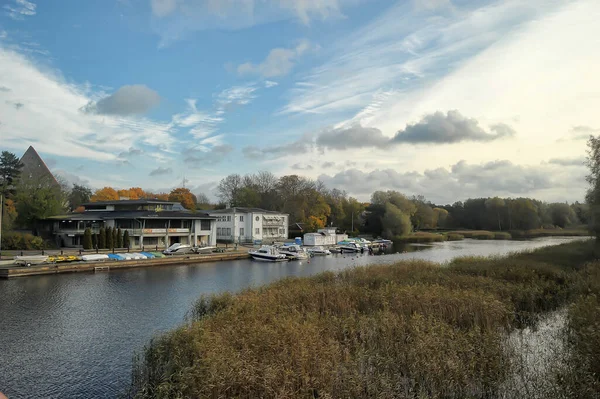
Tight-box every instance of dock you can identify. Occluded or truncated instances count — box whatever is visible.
[0,251,250,279]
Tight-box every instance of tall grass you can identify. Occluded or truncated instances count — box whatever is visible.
[394,232,446,243]
[129,240,599,399]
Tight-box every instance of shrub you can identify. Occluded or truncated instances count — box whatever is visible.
[471,231,495,240]
[1,231,45,250]
[493,232,512,240]
[82,228,92,249]
[446,233,465,241]
[123,230,130,249]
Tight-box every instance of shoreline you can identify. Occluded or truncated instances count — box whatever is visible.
[0,251,251,279]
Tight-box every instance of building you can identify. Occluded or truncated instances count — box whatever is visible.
[303,227,348,246]
[208,207,289,244]
[20,146,60,189]
[44,199,216,248]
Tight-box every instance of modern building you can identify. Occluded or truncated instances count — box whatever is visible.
[208,207,289,244]
[303,227,348,246]
[44,199,216,248]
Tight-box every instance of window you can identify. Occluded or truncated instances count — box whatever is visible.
[227,216,231,222]
[240,228,244,236]
[240,215,244,222]
[255,228,260,235]
[226,228,231,236]
[217,227,222,236]
[201,220,211,230]
[279,228,285,235]
[255,216,259,221]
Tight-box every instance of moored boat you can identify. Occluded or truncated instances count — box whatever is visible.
[82,254,110,262]
[14,255,49,266]
[277,244,308,260]
[306,246,331,256]
[338,241,362,252]
[249,246,288,262]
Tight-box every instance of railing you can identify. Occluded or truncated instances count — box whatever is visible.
[262,221,285,227]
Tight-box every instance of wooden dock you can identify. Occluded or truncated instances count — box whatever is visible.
[0,251,250,279]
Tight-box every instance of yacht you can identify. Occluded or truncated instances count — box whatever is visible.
[338,241,362,252]
[306,246,332,256]
[249,246,288,262]
[277,244,308,260]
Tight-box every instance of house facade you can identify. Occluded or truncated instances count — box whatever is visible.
[45,199,216,249]
[303,227,348,246]
[208,207,289,244]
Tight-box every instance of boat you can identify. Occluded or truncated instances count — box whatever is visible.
[277,244,308,260]
[338,241,362,252]
[163,243,193,255]
[108,253,125,260]
[372,238,392,244]
[150,252,166,258]
[48,255,80,263]
[82,254,110,262]
[14,255,49,266]
[248,246,288,262]
[193,246,217,254]
[306,246,331,256]
[140,252,156,259]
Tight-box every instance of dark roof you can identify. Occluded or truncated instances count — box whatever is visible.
[83,199,177,206]
[208,207,288,215]
[20,146,60,187]
[46,210,215,221]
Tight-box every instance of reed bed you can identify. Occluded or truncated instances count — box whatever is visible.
[129,240,600,399]
[394,232,447,243]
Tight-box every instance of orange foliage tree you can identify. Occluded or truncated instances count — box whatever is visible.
[305,215,326,232]
[90,187,119,202]
[168,188,197,210]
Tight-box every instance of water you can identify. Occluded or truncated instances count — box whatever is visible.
[0,237,585,398]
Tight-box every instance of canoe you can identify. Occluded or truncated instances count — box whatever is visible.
[150,252,166,258]
[82,254,110,262]
[140,252,155,259]
[107,254,125,260]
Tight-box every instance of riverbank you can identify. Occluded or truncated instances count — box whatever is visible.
[128,240,600,398]
[0,251,250,278]
[394,228,590,243]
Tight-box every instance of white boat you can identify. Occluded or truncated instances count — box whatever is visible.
[193,246,216,254]
[338,242,362,252]
[306,246,331,256]
[163,243,192,255]
[249,246,288,262]
[14,255,49,266]
[278,244,308,260]
[130,253,147,259]
[82,254,110,262]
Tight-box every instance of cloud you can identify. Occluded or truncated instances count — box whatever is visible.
[13,102,24,110]
[237,40,311,78]
[4,0,36,20]
[556,126,599,142]
[82,85,160,116]
[150,0,357,47]
[393,110,515,144]
[0,86,9,92]
[264,80,279,88]
[317,159,585,204]
[321,161,336,168]
[243,134,313,160]
[149,166,173,176]
[291,163,314,170]
[317,124,389,150]
[118,147,144,158]
[184,145,234,168]
[547,156,586,167]
[0,31,7,39]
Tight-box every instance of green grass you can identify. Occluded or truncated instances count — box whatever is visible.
[509,228,590,239]
[128,240,600,399]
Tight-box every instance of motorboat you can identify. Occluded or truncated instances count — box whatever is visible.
[338,241,363,252]
[14,255,49,266]
[163,243,192,255]
[193,246,217,254]
[306,246,331,256]
[277,244,308,260]
[372,238,392,244]
[248,246,288,262]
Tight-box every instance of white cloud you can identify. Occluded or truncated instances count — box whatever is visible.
[4,0,36,20]
[82,85,161,116]
[237,40,312,78]
[264,80,279,88]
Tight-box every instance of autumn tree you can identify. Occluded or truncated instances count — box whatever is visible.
[168,187,197,210]
[1,198,17,231]
[91,187,119,202]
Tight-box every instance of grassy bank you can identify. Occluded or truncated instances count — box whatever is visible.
[509,228,590,239]
[129,240,599,398]
[394,231,447,243]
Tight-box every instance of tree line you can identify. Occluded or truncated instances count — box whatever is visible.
[82,227,130,250]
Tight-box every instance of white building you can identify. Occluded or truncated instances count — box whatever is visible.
[303,227,348,246]
[208,207,289,244]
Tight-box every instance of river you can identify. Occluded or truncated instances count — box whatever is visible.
[0,237,586,398]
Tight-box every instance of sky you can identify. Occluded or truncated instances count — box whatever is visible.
[0,0,598,204]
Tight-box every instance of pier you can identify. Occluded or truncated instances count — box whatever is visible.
[0,251,250,279]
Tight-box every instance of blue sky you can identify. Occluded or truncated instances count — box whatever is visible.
[0,0,598,203]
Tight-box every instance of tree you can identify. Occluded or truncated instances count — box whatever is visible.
[485,197,506,231]
[116,228,123,248]
[413,201,434,230]
[587,135,600,238]
[106,226,114,249]
[91,187,119,202]
[98,227,106,249]
[168,187,197,210]
[548,203,577,228]
[15,177,66,228]
[1,198,18,231]
[83,228,92,250]
[236,186,261,208]
[196,193,212,209]
[382,203,412,238]
[68,184,92,211]
[92,233,98,249]
[113,227,118,248]
[432,207,449,229]
[217,174,243,207]
[123,230,130,248]
[0,151,23,199]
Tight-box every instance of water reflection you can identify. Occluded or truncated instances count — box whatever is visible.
[0,237,586,399]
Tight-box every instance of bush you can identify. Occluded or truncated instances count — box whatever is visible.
[82,228,93,249]
[471,231,495,240]
[1,231,45,250]
[493,232,512,240]
[446,233,465,241]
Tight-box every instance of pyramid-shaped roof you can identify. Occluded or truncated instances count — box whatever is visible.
[19,146,59,187]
